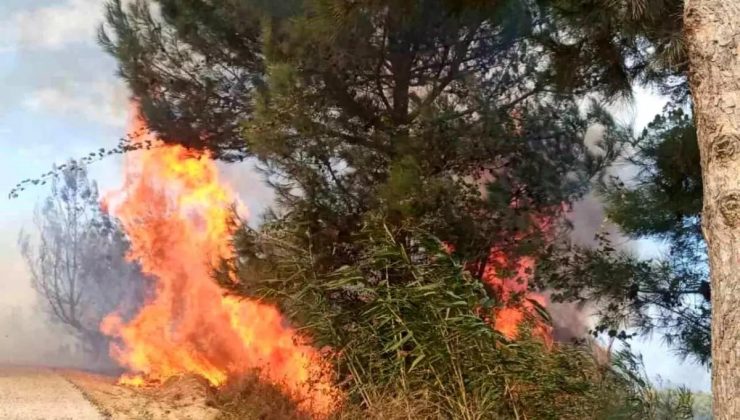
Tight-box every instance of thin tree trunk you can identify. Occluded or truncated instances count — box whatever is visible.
[684,1,740,418]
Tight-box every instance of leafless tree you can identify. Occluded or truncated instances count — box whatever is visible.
[18,161,147,368]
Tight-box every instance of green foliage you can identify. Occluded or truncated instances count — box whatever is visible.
[244,0,618,270]
[532,0,710,363]
[609,349,696,420]
[100,0,629,273]
[592,105,708,363]
[217,216,665,419]
[541,230,710,364]
[96,0,706,416]
[603,106,701,239]
[537,0,687,101]
[99,0,265,162]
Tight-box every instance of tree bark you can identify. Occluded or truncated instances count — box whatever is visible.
[684,1,740,418]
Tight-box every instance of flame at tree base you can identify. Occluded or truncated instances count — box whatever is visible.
[100,111,339,416]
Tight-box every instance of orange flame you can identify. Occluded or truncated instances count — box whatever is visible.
[481,212,559,342]
[100,110,338,416]
[443,240,551,342]
[482,250,551,342]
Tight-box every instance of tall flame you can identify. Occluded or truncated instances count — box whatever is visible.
[100,110,337,416]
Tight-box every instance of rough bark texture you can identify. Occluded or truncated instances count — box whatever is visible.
[684,1,740,418]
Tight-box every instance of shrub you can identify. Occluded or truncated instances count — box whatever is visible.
[216,217,666,419]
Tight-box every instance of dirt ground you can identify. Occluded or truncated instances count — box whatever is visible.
[0,366,103,420]
[61,370,221,420]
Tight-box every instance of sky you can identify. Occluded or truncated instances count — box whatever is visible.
[0,0,710,391]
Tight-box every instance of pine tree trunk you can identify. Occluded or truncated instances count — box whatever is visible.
[684,1,740,418]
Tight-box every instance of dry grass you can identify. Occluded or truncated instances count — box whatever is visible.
[212,381,495,420]
[211,376,310,420]
[334,395,448,420]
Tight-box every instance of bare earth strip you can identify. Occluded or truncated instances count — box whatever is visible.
[61,370,220,420]
[0,367,104,420]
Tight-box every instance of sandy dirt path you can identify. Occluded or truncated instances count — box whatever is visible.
[62,371,220,420]
[0,366,104,420]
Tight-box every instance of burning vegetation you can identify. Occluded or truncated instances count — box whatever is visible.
[9,0,708,418]
[89,111,621,419]
[483,250,551,342]
[480,212,563,343]
[99,112,339,417]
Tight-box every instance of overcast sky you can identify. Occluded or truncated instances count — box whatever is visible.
[0,0,710,391]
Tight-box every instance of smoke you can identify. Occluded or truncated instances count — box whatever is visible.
[217,160,275,227]
[547,193,630,342]
[547,118,635,342]
[0,304,89,369]
[0,248,91,369]
[549,300,591,342]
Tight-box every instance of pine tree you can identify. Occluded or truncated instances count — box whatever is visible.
[101,0,623,275]
[18,161,147,368]
[683,3,740,416]
[100,0,673,416]
[539,0,740,415]
[537,100,711,364]
[602,104,709,363]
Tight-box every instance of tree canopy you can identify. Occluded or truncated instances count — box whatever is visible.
[102,0,628,272]
[0,0,690,367]
[0,0,718,416]
[96,0,658,413]
[534,0,711,364]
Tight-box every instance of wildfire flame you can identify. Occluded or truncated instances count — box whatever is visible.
[482,250,551,341]
[470,108,557,342]
[443,239,552,342]
[483,211,560,342]
[100,110,338,416]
